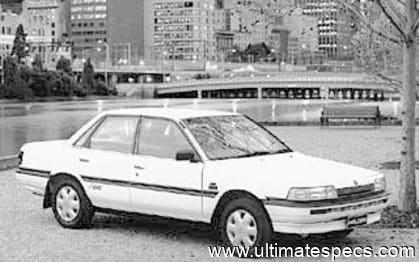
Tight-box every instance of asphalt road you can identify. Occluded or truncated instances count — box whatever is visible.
[1,126,418,261]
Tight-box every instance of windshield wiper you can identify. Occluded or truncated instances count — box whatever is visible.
[236,149,292,158]
[271,148,293,154]
[212,149,292,161]
[235,151,272,158]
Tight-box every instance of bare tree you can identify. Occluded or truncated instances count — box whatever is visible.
[337,0,418,211]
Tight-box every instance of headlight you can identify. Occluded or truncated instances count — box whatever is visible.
[287,186,337,201]
[374,176,386,192]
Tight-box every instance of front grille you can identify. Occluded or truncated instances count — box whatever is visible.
[337,183,375,198]
[310,198,388,215]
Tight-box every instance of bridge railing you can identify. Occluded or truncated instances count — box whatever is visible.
[158,74,395,89]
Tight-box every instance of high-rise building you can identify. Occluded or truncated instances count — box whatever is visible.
[70,0,150,65]
[107,0,149,65]
[70,0,108,58]
[151,0,218,62]
[295,0,358,58]
[225,0,286,49]
[283,8,318,53]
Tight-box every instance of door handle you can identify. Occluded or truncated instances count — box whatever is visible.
[134,165,145,170]
[79,158,90,163]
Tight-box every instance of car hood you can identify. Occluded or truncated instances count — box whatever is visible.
[204,152,382,198]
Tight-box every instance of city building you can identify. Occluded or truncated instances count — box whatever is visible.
[25,0,71,68]
[270,27,290,62]
[215,31,234,62]
[295,0,358,59]
[225,0,287,49]
[0,5,24,67]
[0,0,23,14]
[107,0,147,65]
[284,8,318,53]
[70,0,152,66]
[151,0,218,62]
[0,0,71,70]
[213,8,234,61]
[283,7,325,64]
[70,0,108,59]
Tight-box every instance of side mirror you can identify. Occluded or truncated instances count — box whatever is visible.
[176,150,198,162]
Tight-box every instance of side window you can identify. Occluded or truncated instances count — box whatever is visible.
[87,116,139,154]
[74,117,104,147]
[137,118,193,159]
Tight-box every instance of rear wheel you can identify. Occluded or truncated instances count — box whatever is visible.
[51,177,94,228]
[218,198,272,256]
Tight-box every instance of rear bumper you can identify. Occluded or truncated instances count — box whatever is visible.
[264,192,390,234]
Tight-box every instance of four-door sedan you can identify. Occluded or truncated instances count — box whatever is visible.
[16,108,390,251]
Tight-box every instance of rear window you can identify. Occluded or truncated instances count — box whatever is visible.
[87,116,139,154]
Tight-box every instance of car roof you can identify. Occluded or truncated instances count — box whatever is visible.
[102,107,239,121]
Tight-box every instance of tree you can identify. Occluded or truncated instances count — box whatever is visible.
[11,24,29,63]
[337,0,418,211]
[0,56,17,98]
[56,56,72,74]
[1,56,32,99]
[31,54,43,72]
[82,58,95,95]
[3,56,18,87]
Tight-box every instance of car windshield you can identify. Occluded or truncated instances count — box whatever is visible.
[183,115,292,160]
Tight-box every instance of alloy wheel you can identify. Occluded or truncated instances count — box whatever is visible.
[226,209,258,247]
[56,186,81,222]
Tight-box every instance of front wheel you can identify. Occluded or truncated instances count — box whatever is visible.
[51,177,94,228]
[218,198,272,255]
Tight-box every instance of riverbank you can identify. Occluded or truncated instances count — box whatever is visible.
[0,95,123,104]
[0,99,412,156]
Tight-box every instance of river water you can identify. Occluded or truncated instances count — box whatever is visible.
[0,98,401,157]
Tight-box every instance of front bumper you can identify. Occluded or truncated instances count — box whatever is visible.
[264,192,390,234]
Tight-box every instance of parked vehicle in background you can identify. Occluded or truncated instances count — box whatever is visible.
[16,108,390,253]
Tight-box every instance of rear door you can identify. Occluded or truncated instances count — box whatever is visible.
[129,116,206,221]
[75,115,139,211]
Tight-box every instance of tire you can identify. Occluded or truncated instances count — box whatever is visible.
[51,177,94,229]
[218,197,272,256]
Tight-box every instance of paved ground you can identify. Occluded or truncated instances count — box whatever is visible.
[1,126,418,261]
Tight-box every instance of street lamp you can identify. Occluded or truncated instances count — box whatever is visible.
[98,40,110,86]
[301,44,307,65]
[231,48,237,63]
[162,50,168,82]
[271,48,281,71]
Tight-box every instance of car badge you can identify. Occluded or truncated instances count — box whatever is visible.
[353,180,359,186]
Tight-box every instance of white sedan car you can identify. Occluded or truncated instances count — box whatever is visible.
[16,108,389,250]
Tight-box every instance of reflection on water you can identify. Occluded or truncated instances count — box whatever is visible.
[0,99,401,157]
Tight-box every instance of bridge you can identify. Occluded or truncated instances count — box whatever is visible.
[151,72,395,100]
